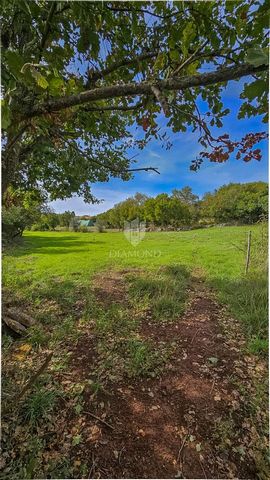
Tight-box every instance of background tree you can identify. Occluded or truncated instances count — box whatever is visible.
[200,182,268,224]
[2,0,268,203]
[59,211,76,228]
[172,187,199,205]
[96,182,268,229]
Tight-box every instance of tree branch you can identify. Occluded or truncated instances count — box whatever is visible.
[106,5,179,20]
[87,51,158,85]
[128,167,160,174]
[3,123,30,157]
[86,45,234,86]
[58,135,158,176]
[38,1,57,60]
[173,104,213,141]
[151,85,170,117]
[173,39,208,76]
[23,63,268,119]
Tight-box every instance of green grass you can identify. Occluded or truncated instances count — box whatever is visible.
[2,225,268,480]
[128,265,189,321]
[23,387,59,424]
[3,225,268,353]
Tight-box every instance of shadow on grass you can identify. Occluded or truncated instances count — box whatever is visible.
[6,234,105,257]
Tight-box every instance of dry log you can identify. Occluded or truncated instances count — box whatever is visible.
[6,308,35,327]
[3,317,27,335]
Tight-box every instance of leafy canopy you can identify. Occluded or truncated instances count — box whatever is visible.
[2,0,269,202]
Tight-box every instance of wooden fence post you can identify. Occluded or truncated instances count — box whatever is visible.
[245,230,252,275]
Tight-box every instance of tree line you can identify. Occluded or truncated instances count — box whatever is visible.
[96,183,268,229]
[2,182,267,241]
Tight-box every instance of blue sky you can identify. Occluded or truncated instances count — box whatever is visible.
[50,78,268,215]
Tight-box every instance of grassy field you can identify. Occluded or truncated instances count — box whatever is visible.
[3,224,268,352]
[2,225,268,479]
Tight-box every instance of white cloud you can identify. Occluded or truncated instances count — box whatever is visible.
[49,185,152,215]
[149,150,161,159]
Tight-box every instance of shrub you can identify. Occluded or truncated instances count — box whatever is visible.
[2,206,34,240]
[69,218,79,232]
[95,219,105,232]
[78,225,88,233]
[31,222,49,231]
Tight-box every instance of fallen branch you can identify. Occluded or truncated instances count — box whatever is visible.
[199,458,207,479]
[83,410,115,430]
[177,434,187,462]
[2,352,53,415]
[210,379,216,395]
[3,317,27,335]
[5,308,35,327]
[16,352,53,401]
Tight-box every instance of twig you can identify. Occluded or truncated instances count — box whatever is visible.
[118,446,125,466]
[2,352,53,415]
[177,434,187,462]
[173,39,209,76]
[88,452,96,478]
[16,352,53,401]
[83,101,144,112]
[199,458,207,479]
[190,328,201,345]
[128,167,160,174]
[39,1,57,60]
[210,379,215,394]
[83,411,115,430]
[59,133,159,176]
[3,123,30,155]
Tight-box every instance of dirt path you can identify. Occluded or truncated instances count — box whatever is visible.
[65,270,267,479]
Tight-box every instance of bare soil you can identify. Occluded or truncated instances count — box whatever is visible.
[63,270,267,479]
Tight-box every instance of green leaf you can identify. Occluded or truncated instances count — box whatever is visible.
[31,69,49,89]
[216,118,223,128]
[95,14,102,31]
[169,50,180,63]
[72,434,82,446]
[74,403,83,414]
[78,27,99,56]
[48,77,64,96]
[153,53,166,73]
[246,48,269,67]
[5,50,25,77]
[186,61,199,75]
[241,80,266,101]
[1,100,11,129]
[182,22,196,56]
